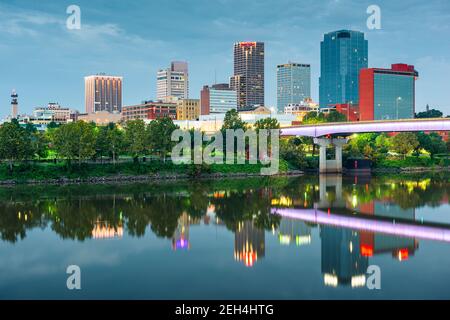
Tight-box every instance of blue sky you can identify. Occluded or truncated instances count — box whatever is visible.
[1,0,449,118]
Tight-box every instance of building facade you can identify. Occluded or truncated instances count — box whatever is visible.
[157,61,189,102]
[85,75,122,114]
[319,30,368,108]
[231,42,264,108]
[200,84,237,115]
[122,101,177,121]
[359,64,418,121]
[277,63,311,112]
[176,99,200,120]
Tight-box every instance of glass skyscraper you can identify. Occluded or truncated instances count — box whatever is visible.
[359,64,418,121]
[277,63,311,112]
[319,30,368,108]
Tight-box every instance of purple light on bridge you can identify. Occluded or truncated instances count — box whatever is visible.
[271,208,450,243]
[280,119,450,137]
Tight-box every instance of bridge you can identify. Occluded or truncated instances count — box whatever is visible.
[280,118,450,173]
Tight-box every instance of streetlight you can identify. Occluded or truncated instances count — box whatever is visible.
[396,97,402,120]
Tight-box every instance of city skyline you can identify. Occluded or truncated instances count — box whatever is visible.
[1,0,450,118]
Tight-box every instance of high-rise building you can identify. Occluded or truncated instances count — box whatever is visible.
[200,83,237,115]
[231,42,264,108]
[11,90,18,119]
[84,75,122,114]
[319,30,368,108]
[234,221,265,267]
[157,61,189,102]
[277,63,311,112]
[359,64,418,121]
[176,99,200,120]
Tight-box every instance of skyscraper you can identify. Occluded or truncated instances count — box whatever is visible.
[359,64,418,121]
[277,63,311,112]
[157,61,189,102]
[10,90,18,119]
[319,30,368,108]
[84,74,122,114]
[230,42,264,108]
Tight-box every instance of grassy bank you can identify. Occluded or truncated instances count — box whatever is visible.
[0,159,293,184]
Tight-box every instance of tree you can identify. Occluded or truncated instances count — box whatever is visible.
[415,108,443,119]
[31,131,49,160]
[108,125,124,165]
[280,137,307,169]
[147,117,179,162]
[53,121,96,166]
[390,132,419,159]
[302,111,326,124]
[415,132,447,158]
[0,121,30,172]
[326,110,347,123]
[221,109,247,131]
[254,118,280,131]
[95,125,110,162]
[124,120,147,163]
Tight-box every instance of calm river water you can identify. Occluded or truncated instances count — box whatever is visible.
[0,174,449,299]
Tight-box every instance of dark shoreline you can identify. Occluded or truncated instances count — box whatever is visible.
[0,166,448,187]
[0,170,305,186]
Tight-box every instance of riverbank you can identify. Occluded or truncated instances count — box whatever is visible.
[0,161,304,186]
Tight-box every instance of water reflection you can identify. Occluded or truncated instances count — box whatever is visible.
[0,174,449,292]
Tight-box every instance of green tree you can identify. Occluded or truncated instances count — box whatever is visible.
[390,132,419,159]
[221,109,247,130]
[124,120,147,163]
[147,117,179,162]
[254,118,280,131]
[302,111,326,124]
[0,120,30,172]
[280,137,307,169]
[415,108,443,119]
[108,125,124,165]
[415,132,447,158]
[53,121,96,166]
[326,110,347,123]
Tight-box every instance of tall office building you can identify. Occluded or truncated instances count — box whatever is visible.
[10,90,18,119]
[157,61,189,102]
[230,42,264,108]
[277,63,311,112]
[84,74,122,114]
[319,30,368,108]
[200,83,237,115]
[359,64,418,121]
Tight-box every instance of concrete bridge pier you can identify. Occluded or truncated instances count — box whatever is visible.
[314,137,348,174]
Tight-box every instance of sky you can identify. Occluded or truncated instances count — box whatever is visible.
[1,0,450,119]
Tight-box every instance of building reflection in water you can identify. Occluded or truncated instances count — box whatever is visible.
[234,221,265,267]
[92,222,124,239]
[321,226,368,288]
[278,218,312,246]
[172,212,191,250]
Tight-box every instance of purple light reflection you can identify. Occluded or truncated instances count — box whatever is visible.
[271,208,450,243]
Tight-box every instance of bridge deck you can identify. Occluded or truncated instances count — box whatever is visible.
[280,118,450,137]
